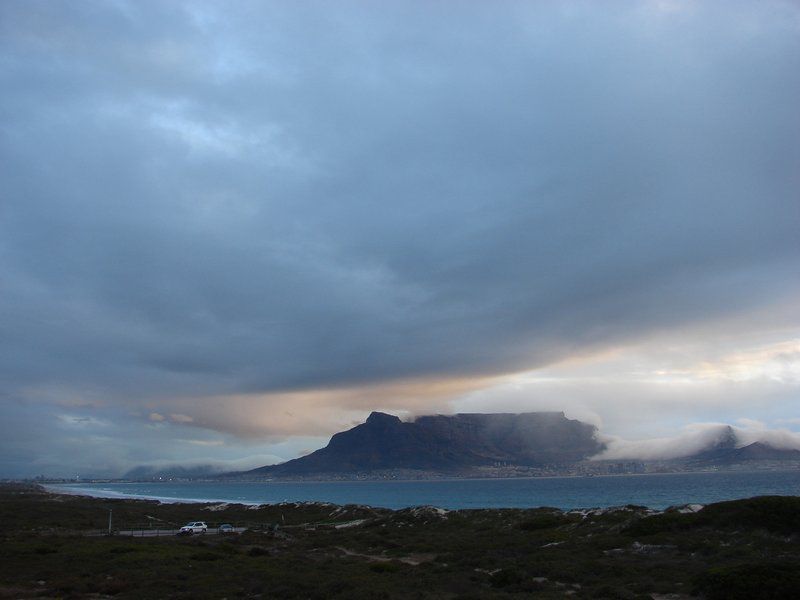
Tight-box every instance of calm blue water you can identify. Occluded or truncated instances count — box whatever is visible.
[49,470,800,510]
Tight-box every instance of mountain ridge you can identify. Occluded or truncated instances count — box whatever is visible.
[248,411,604,476]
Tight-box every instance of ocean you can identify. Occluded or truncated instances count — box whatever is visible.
[49,469,800,510]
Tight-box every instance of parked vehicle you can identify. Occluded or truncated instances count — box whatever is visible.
[218,524,235,533]
[178,521,207,535]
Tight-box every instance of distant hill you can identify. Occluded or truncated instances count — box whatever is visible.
[683,425,740,463]
[124,464,222,479]
[247,411,604,476]
[680,426,800,466]
[730,442,800,461]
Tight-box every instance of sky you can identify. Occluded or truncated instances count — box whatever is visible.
[1,0,799,477]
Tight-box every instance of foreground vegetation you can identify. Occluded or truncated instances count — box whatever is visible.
[1,484,799,599]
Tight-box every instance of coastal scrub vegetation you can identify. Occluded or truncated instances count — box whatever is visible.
[1,484,799,598]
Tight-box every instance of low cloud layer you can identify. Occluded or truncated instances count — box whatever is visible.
[1,1,799,475]
[597,421,800,461]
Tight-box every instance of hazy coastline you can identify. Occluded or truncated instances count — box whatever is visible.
[43,469,800,511]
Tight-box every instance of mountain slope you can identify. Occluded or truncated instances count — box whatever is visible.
[685,438,800,466]
[248,411,603,476]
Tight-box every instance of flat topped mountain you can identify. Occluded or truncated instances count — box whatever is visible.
[249,411,604,476]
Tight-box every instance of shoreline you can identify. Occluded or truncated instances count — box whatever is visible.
[41,482,674,514]
[42,483,263,506]
[36,466,780,489]
[27,463,799,488]
[42,469,800,511]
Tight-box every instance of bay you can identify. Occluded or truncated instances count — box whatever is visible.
[49,470,800,510]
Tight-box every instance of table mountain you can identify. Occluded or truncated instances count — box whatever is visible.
[248,411,604,476]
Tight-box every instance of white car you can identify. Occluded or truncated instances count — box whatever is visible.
[179,521,207,534]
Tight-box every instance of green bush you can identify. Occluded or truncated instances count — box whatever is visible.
[695,496,800,534]
[627,496,800,536]
[623,511,694,536]
[189,551,222,561]
[369,561,401,573]
[247,546,269,556]
[488,568,523,588]
[694,562,800,599]
[518,513,566,531]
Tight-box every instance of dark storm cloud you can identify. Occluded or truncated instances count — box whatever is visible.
[1,1,799,472]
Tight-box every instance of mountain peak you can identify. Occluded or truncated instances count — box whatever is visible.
[711,425,738,450]
[248,411,603,476]
[365,411,402,426]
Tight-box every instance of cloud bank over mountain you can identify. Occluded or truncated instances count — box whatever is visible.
[1,0,799,475]
[596,422,800,462]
